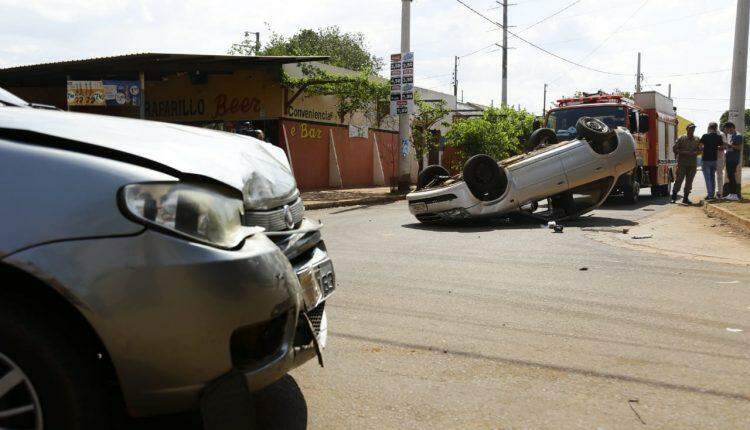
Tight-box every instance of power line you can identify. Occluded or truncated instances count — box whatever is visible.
[650,69,731,78]
[459,42,497,58]
[520,0,582,33]
[453,0,630,76]
[551,0,649,84]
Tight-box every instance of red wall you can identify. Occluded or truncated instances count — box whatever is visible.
[281,119,398,190]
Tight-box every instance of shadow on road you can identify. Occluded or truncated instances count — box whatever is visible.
[403,213,638,232]
[126,375,308,430]
[602,194,670,211]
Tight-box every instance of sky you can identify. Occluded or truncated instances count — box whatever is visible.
[0,0,743,130]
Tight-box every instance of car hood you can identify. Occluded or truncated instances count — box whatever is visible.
[0,108,297,209]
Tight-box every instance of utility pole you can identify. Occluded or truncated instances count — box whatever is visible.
[636,52,642,93]
[542,83,548,117]
[453,56,459,109]
[397,0,412,192]
[668,83,671,98]
[729,0,749,186]
[500,0,508,107]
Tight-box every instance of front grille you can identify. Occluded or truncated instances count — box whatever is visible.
[409,194,458,204]
[294,301,326,347]
[230,313,288,367]
[243,198,305,231]
[306,301,326,335]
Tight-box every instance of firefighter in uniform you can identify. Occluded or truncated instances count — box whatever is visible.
[671,123,700,204]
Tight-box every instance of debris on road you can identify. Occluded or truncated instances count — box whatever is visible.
[582,227,630,234]
[631,234,653,239]
[553,225,564,233]
[726,328,743,333]
[716,280,740,284]
[548,221,557,229]
[579,267,588,271]
[642,208,655,211]
[628,399,646,425]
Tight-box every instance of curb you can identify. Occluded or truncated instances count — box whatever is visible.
[703,202,750,234]
[304,194,406,210]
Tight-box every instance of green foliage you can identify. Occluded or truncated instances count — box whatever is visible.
[282,65,389,124]
[230,26,383,74]
[411,96,451,169]
[719,109,750,128]
[446,106,535,167]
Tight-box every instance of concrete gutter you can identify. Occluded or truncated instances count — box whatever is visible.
[703,202,750,234]
[305,194,406,210]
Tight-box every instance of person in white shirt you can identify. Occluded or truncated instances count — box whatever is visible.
[718,124,727,199]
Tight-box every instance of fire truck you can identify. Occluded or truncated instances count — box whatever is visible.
[544,91,677,203]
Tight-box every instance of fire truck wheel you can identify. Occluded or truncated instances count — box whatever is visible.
[463,154,507,201]
[528,128,557,150]
[622,175,639,204]
[576,117,613,144]
[417,165,450,190]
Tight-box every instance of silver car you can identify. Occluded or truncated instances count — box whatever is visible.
[0,88,333,428]
[407,118,637,223]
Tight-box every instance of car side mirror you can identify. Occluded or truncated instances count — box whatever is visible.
[639,114,649,133]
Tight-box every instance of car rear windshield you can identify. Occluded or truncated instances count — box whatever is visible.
[546,106,626,139]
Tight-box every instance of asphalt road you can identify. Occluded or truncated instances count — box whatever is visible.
[291,185,750,429]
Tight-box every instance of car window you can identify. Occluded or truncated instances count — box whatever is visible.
[0,87,28,107]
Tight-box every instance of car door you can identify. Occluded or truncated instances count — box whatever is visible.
[510,150,568,203]
[560,140,608,189]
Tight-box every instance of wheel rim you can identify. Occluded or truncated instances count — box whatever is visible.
[0,352,43,429]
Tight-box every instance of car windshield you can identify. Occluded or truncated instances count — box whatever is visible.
[546,106,626,139]
[0,87,29,107]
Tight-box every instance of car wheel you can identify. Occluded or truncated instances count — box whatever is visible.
[527,128,557,150]
[417,165,450,190]
[622,175,640,204]
[463,154,507,201]
[0,298,108,430]
[251,375,307,429]
[576,117,613,144]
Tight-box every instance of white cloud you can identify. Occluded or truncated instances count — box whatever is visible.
[0,0,743,128]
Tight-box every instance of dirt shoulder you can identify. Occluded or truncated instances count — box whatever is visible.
[584,205,750,266]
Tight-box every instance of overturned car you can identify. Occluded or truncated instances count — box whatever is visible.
[407,117,636,223]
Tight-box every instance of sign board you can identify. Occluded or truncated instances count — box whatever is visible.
[349,124,369,138]
[103,80,141,106]
[67,81,105,106]
[390,51,415,116]
[67,80,141,107]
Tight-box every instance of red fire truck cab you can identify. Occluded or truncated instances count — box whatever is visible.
[544,91,677,203]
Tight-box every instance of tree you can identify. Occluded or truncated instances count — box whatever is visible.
[281,65,389,124]
[230,26,383,74]
[446,106,535,169]
[411,96,451,171]
[719,109,750,128]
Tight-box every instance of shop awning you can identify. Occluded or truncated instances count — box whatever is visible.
[0,53,330,86]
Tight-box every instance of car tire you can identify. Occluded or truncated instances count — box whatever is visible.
[0,297,108,430]
[576,117,613,144]
[622,174,640,204]
[251,375,307,429]
[463,154,507,201]
[527,128,557,150]
[417,165,450,190]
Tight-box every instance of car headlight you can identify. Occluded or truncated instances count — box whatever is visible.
[120,182,253,248]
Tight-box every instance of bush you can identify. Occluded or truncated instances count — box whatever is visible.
[445,106,535,169]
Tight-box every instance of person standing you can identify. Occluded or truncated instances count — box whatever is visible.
[671,123,700,204]
[717,123,728,198]
[699,122,723,200]
[723,121,743,200]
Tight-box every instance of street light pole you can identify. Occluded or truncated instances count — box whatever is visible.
[636,52,642,93]
[397,0,412,192]
[729,0,749,187]
[542,83,547,117]
[501,0,508,107]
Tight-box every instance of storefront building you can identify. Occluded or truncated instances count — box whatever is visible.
[0,53,419,190]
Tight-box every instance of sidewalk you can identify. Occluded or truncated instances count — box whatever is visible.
[703,184,750,234]
[301,186,409,210]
